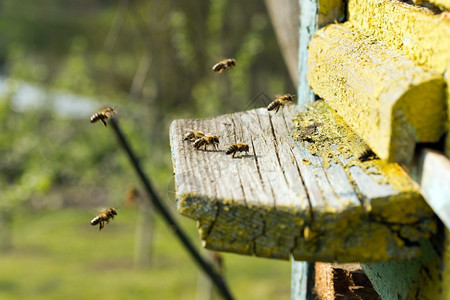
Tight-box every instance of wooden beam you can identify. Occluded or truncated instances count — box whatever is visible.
[348,0,450,73]
[170,100,436,262]
[307,23,446,164]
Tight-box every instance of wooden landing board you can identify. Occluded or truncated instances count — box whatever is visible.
[170,100,436,262]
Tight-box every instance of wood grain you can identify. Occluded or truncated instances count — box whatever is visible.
[170,101,436,262]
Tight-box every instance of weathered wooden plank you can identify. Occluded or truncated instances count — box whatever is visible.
[348,0,450,73]
[307,23,446,164]
[170,100,436,262]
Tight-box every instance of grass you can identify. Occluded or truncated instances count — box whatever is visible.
[0,208,290,299]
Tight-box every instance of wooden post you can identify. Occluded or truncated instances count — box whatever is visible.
[292,0,344,298]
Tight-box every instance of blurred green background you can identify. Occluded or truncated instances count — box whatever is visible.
[0,0,294,299]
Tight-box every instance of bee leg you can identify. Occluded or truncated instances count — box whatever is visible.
[101,119,107,127]
[99,222,104,231]
[275,106,280,114]
[232,152,235,158]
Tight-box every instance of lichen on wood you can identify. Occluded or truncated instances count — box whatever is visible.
[348,0,450,73]
[307,23,446,164]
[170,101,436,262]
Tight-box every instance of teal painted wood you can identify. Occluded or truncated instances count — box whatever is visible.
[292,0,318,299]
[297,0,318,105]
[361,236,446,300]
[291,260,314,300]
[361,242,434,300]
[361,149,450,299]
[418,149,450,230]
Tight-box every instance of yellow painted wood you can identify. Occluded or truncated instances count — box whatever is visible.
[307,23,446,164]
[170,101,436,262]
[428,0,450,10]
[348,0,450,73]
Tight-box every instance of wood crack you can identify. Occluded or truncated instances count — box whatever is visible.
[290,147,314,221]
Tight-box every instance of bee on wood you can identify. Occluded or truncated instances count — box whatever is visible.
[267,94,294,114]
[212,58,236,73]
[297,123,323,140]
[358,146,378,162]
[183,130,205,142]
[90,107,117,127]
[193,135,220,150]
[226,143,249,158]
[90,208,118,231]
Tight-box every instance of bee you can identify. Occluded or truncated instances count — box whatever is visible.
[90,107,117,127]
[226,143,249,158]
[184,130,205,142]
[212,58,236,73]
[267,94,294,114]
[296,122,324,142]
[125,185,140,207]
[358,146,378,162]
[211,252,224,275]
[90,208,118,231]
[193,135,220,150]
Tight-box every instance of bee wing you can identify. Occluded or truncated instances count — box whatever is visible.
[105,108,117,118]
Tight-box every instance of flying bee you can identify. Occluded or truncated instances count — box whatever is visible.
[226,143,249,158]
[193,135,220,150]
[212,58,236,73]
[90,107,117,127]
[184,130,205,142]
[358,146,378,162]
[267,94,294,114]
[90,208,117,231]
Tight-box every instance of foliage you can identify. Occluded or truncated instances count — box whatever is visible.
[0,208,290,299]
[0,0,292,209]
